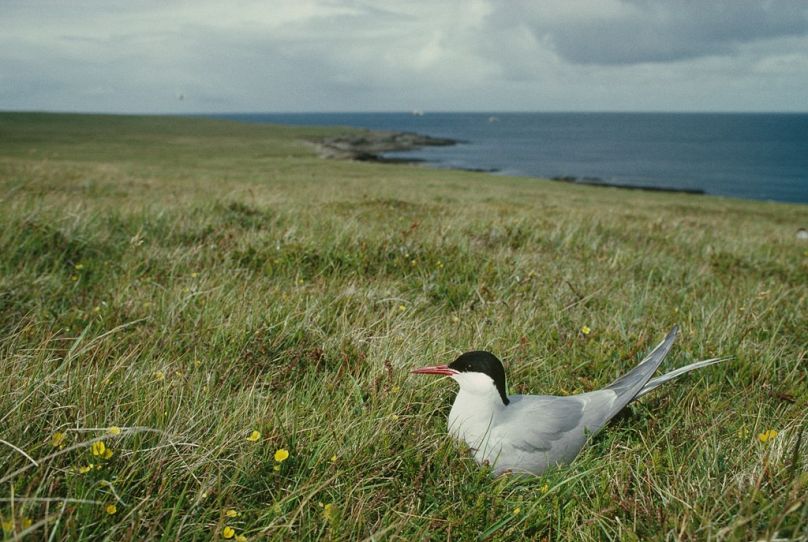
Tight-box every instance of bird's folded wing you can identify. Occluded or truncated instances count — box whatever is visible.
[492,395,594,452]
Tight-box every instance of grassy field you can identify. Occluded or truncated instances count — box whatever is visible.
[0,112,805,541]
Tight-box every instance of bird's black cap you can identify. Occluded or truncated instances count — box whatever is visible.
[449,351,510,405]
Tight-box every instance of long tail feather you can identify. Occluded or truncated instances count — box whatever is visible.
[606,325,679,398]
[635,357,728,398]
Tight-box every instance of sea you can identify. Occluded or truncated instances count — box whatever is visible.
[210,113,808,204]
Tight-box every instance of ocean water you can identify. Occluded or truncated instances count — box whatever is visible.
[211,113,808,204]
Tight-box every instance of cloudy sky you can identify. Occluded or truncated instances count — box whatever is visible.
[2,0,807,113]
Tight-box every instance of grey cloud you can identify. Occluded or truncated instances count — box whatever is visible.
[512,0,808,65]
[1,1,807,112]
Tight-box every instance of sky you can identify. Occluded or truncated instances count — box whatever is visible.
[2,0,808,113]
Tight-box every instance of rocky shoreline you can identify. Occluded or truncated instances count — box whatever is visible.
[310,130,458,163]
[312,129,705,196]
[550,176,705,195]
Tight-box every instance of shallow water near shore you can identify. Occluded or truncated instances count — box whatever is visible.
[211,112,808,204]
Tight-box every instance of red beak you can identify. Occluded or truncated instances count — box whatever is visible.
[411,364,459,376]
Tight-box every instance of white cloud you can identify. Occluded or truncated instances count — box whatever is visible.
[0,0,806,112]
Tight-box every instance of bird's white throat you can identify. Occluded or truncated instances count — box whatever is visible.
[447,372,508,447]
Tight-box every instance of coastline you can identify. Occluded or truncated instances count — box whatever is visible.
[309,130,458,163]
[311,128,707,196]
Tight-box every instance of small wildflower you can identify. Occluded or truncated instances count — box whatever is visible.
[512,506,521,515]
[391,385,400,394]
[74,263,84,270]
[235,535,248,542]
[105,504,117,515]
[225,509,239,518]
[758,429,778,443]
[274,449,289,463]
[91,441,106,456]
[22,517,32,528]
[410,259,417,267]
[273,464,281,472]
[330,454,337,463]
[51,432,67,448]
[246,430,261,442]
[78,464,93,474]
[323,503,335,521]
[191,272,199,278]
[103,448,113,460]
[737,426,750,439]
[390,414,400,421]
[580,325,591,336]
[540,483,549,494]
[194,359,202,368]
[1,520,12,532]
[71,274,79,281]
[222,526,235,539]
[108,426,121,436]
[398,304,406,312]
[153,370,165,381]
[437,260,444,269]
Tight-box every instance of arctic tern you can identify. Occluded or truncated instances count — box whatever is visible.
[412,326,723,476]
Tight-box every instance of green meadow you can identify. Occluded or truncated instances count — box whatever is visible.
[0,112,805,541]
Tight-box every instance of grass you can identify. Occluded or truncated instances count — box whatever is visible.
[0,112,805,541]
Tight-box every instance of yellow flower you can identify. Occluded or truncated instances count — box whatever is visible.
[78,464,93,474]
[246,430,261,442]
[222,526,235,539]
[540,483,549,494]
[108,426,121,436]
[105,504,117,515]
[194,359,202,368]
[103,448,113,460]
[323,503,335,521]
[235,535,248,542]
[1,520,12,532]
[330,454,337,463]
[391,385,400,394]
[51,432,66,448]
[225,509,239,518]
[153,370,165,382]
[512,506,521,515]
[22,517,32,529]
[410,259,417,267]
[274,449,289,462]
[191,272,199,278]
[91,441,106,456]
[398,304,406,312]
[758,429,778,443]
[580,325,591,336]
[74,263,84,270]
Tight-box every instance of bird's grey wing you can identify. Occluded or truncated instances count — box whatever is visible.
[493,393,615,453]
[496,327,680,453]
